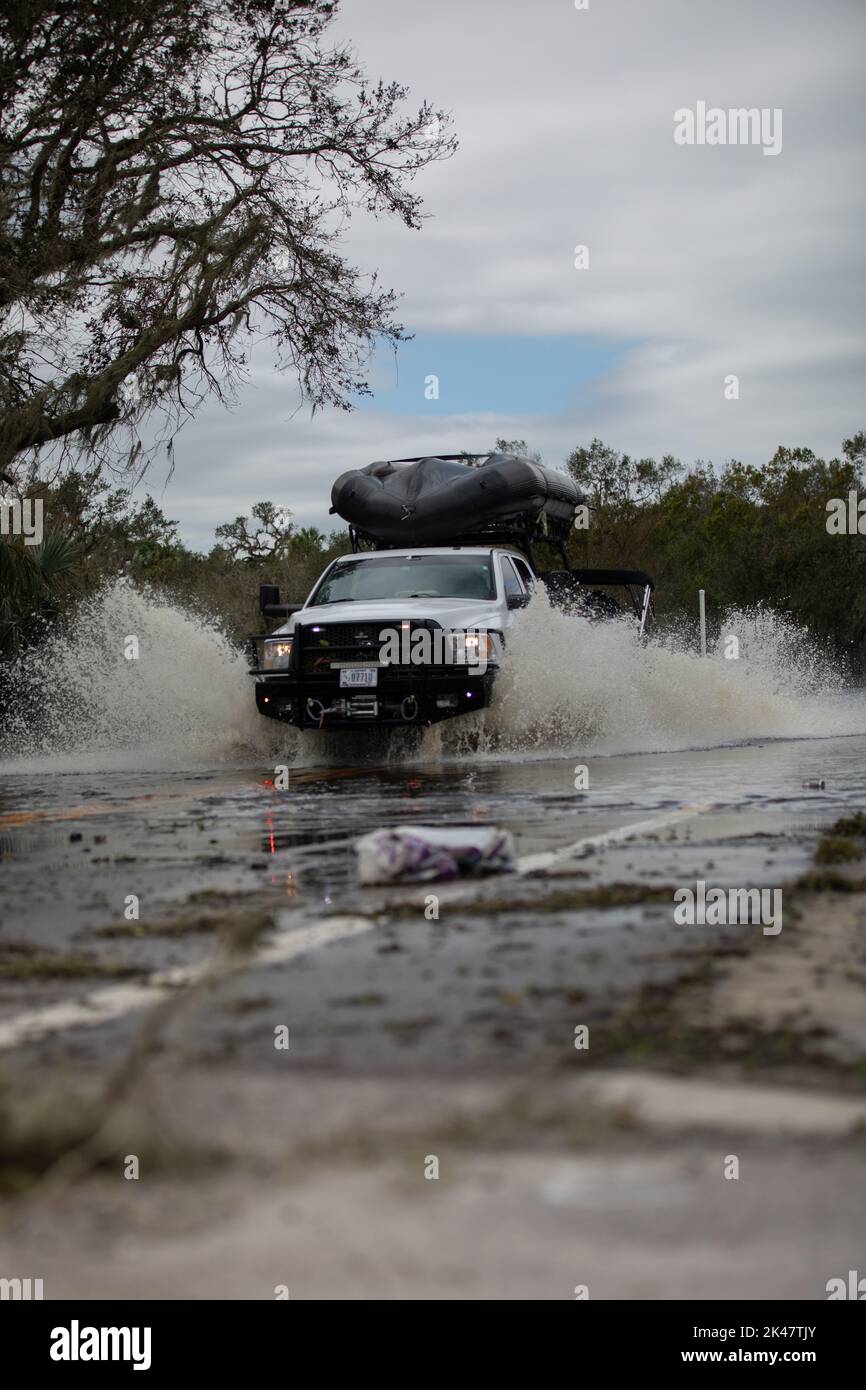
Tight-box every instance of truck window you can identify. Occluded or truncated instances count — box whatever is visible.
[511,556,534,590]
[500,557,525,599]
[310,554,496,604]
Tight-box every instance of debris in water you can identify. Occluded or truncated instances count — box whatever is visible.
[356,824,515,884]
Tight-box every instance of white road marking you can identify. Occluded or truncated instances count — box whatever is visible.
[516,801,714,875]
[404,801,716,909]
[0,915,374,1052]
[0,805,715,1047]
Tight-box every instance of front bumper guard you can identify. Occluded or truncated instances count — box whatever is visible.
[252,667,495,728]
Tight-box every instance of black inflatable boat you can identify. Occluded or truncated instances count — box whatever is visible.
[330,452,586,547]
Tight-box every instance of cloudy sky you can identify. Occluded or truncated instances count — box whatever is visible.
[142,0,866,550]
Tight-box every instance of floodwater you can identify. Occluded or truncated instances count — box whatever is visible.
[1,582,864,1067]
[3,584,866,1303]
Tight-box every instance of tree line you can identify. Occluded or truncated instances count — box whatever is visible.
[3,433,865,669]
[563,433,866,666]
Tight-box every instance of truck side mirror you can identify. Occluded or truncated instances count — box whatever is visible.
[259,583,303,621]
[260,583,280,614]
[506,592,530,610]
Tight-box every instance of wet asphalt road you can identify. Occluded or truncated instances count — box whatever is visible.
[1,732,863,1072]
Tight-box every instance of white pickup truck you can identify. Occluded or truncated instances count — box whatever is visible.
[249,545,653,731]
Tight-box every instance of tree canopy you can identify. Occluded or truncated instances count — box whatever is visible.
[0,0,455,474]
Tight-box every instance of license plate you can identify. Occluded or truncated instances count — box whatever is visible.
[340,667,378,688]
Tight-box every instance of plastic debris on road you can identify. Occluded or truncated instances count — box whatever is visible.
[356,824,515,885]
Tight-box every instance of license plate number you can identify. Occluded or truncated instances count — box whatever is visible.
[340,667,378,688]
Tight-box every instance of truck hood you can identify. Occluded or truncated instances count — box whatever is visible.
[272,598,501,636]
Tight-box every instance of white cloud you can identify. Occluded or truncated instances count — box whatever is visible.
[146,0,866,547]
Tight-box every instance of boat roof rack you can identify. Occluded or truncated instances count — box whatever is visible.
[374,453,502,465]
[348,516,573,566]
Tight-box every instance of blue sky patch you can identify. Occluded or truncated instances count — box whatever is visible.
[358,333,626,415]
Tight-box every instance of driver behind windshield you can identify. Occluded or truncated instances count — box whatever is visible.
[313,556,495,603]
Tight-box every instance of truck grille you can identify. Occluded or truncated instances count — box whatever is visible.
[298,620,436,675]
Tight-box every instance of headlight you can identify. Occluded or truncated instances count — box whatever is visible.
[452,631,495,667]
[261,637,293,670]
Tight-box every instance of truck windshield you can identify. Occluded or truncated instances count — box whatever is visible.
[311,555,496,604]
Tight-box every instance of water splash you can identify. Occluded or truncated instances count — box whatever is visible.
[439,592,863,758]
[1,581,861,773]
[0,580,279,772]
